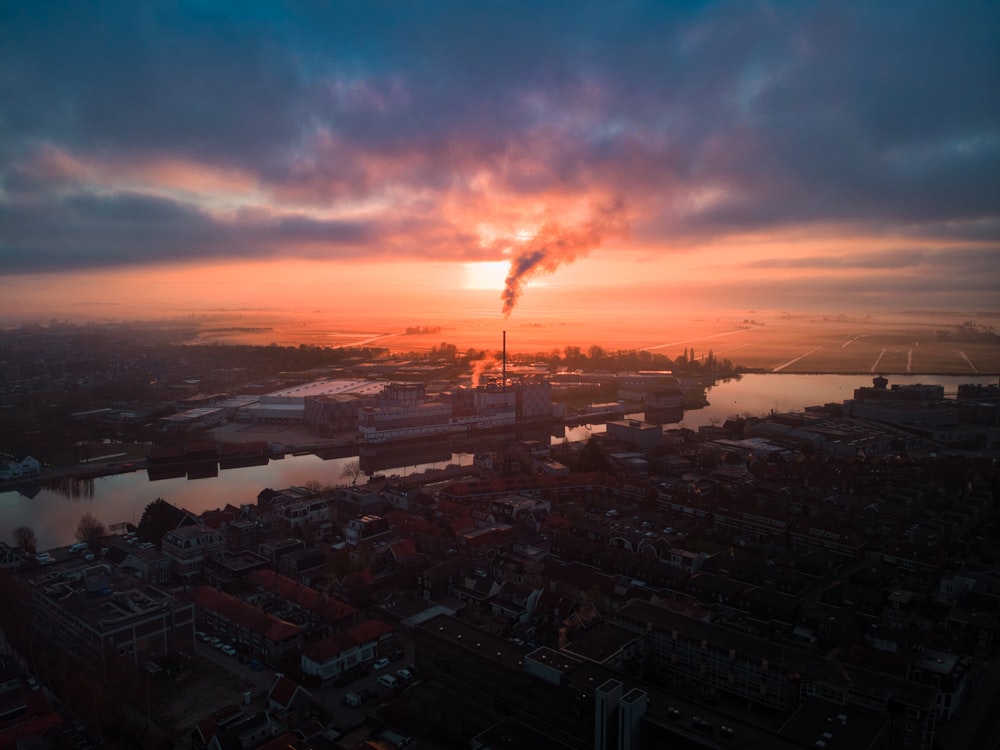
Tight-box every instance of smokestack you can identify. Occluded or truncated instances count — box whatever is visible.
[502,330,507,391]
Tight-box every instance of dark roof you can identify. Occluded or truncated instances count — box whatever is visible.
[303,619,393,663]
[613,599,939,711]
[563,621,639,664]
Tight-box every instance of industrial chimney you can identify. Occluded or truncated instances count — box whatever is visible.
[502,330,507,390]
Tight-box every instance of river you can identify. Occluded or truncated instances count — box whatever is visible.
[2,373,994,549]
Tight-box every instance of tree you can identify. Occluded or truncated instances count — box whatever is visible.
[340,459,363,485]
[576,438,612,474]
[75,512,106,549]
[137,498,184,545]
[12,526,37,555]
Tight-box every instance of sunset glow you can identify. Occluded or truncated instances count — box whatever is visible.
[0,2,996,333]
[463,261,510,291]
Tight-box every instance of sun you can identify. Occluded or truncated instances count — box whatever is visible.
[462,260,510,290]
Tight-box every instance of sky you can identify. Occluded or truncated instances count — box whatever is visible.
[1,1,998,328]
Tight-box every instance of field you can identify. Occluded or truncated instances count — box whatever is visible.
[183,309,1000,375]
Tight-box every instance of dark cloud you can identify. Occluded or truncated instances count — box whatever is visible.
[0,192,396,272]
[1,1,998,276]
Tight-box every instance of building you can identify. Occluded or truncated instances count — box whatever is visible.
[0,455,41,480]
[157,407,228,433]
[162,524,225,579]
[247,569,358,637]
[345,515,391,546]
[14,559,194,681]
[243,379,384,423]
[187,586,302,664]
[335,486,386,522]
[606,420,663,452]
[300,619,394,681]
[612,598,939,749]
[304,392,378,433]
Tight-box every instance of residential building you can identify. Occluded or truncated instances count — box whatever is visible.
[300,619,394,681]
[187,586,303,664]
[13,560,194,681]
[162,524,225,579]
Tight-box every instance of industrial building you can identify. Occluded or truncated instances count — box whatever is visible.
[241,379,384,423]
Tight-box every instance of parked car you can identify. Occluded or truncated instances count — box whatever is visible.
[396,668,413,681]
[343,692,362,708]
[372,657,390,670]
[377,674,398,689]
[220,645,237,656]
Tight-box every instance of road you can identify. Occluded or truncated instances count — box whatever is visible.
[191,634,415,731]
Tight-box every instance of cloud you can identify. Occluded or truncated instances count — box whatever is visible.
[0,0,997,288]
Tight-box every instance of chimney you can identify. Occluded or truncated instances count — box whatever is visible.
[502,330,507,391]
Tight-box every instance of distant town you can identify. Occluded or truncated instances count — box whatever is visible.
[0,320,999,750]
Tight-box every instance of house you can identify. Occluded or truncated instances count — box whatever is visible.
[266,675,312,719]
[247,569,358,638]
[0,455,40,481]
[162,524,225,579]
[490,581,541,624]
[103,539,171,584]
[300,619,394,681]
[277,547,328,585]
[187,586,303,664]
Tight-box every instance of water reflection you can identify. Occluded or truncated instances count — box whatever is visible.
[3,373,993,549]
[40,477,95,500]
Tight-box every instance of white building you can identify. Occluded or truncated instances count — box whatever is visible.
[243,379,384,423]
[0,455,40,480]
[301,620,394,681]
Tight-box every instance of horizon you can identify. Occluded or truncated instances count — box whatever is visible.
[5,307,999,375]
[1,3,998,326]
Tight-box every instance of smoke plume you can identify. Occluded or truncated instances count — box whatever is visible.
[500,201,628,318]
[470,355,498,387]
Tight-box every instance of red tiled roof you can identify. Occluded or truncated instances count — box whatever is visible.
[267,675,305,707]
[256,732,300,750]
[186,586,302,642]
[248,569,358,622]
[389,539,417,559]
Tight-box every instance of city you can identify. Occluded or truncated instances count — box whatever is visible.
[0,319,998,750]
[2,2,998,748]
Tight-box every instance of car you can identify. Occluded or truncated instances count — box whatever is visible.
[391,649,405,661]
[343,692,362,708]
[377,674,398,689]
[209,638,222,648]
[396,668,413,681]
[372,657,390,670]
[220,645,236,656]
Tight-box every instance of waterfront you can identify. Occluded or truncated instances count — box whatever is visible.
[2,373,995,549]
